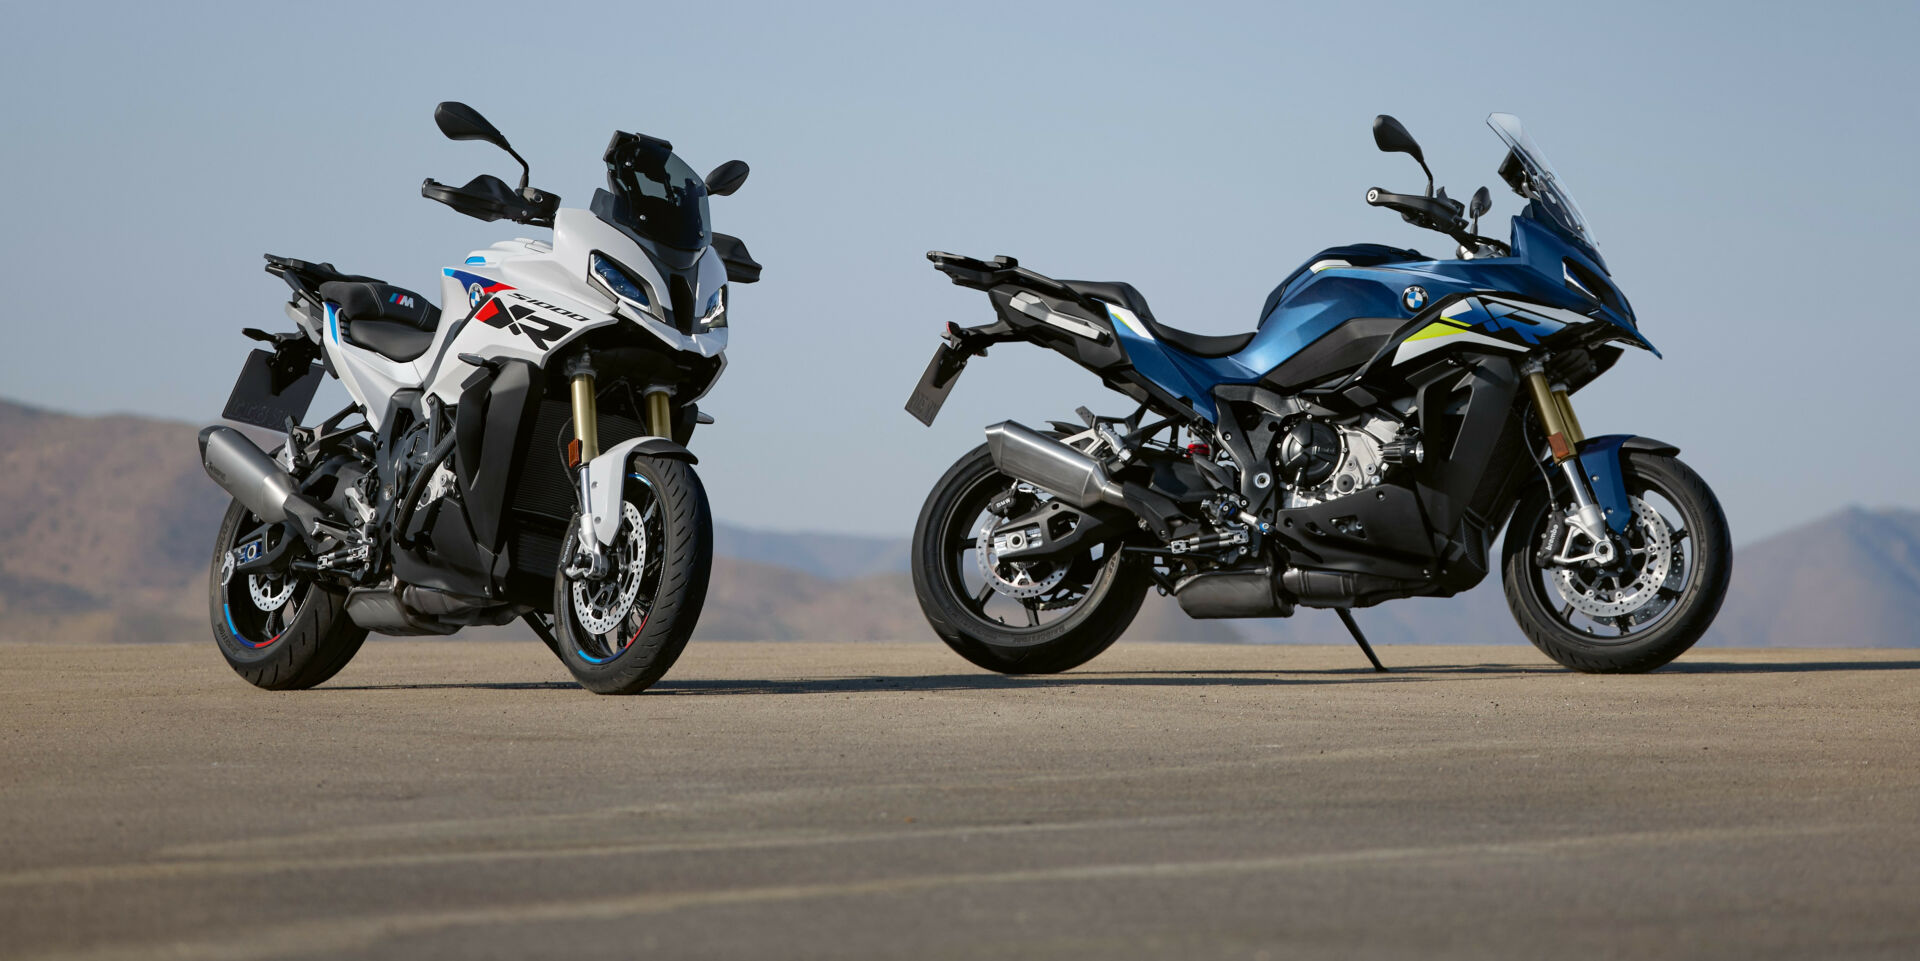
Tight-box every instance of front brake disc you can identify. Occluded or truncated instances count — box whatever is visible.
[1552,497,1673,618]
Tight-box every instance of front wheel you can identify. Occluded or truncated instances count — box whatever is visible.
[911,444,1150,674]
[1502,452,1731,673]
[552,455,712,694]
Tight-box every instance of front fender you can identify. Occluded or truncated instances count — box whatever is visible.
[1576,435,1680,533]
[583,437,698,546]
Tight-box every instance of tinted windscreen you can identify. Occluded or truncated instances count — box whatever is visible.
[604,133,710,251]
[1487,113,1595,250]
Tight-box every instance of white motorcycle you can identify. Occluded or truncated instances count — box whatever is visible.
[199,102,759,693]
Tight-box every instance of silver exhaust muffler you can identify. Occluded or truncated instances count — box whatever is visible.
[983,421,1127,510]
[198,426,327,534]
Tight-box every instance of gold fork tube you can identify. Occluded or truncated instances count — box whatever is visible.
[644,389,672,437]
[1552,388,1586,446]
[1524,370,1574,462]
[570,373,599,462]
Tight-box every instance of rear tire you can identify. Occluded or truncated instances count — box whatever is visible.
[911,444,1150,674]
[553,455,712,694]
[1502,452,1731,673]
[208,499,368,690]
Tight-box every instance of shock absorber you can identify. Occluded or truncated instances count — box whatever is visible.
[566,355,607,575]
[569,367,599,466]
[644,387,673,438]
[1522,362,1584,461]
[1522,355,1615,565]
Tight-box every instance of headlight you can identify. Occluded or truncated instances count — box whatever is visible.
[588,253,662,320]
[698,285,727,330]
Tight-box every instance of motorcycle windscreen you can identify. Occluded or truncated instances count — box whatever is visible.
[221,349,323,431]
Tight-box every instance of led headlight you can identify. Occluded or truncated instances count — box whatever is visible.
[698,285,727,330]
[588,253,662,320]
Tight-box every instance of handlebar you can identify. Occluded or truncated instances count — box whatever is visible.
[1365,188,1510,259]
[1365,187,1465,231]
[422,174,559,227]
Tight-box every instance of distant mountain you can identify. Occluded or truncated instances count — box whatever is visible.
[0,400,220,644]
[711,521,907,582]
[1701,506,1920,648]
[0,397,1913,648]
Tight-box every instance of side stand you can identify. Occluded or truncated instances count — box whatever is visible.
[1335,608,1387,673]
[522,612,564,662]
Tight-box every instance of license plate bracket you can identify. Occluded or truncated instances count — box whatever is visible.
[905,342,970,426]
[222,349,323,431]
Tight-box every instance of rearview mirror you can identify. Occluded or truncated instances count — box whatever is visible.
[434,101,532,192]
[435,102,510,150]
[1372,114,1434,195]
[1372,115,1424,164]
[1469,186,1492,219]
[705,160,750,197]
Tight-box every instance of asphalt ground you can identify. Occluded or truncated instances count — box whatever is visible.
[3,640,1918,960]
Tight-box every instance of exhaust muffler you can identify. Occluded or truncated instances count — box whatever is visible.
[983,421,1127,510]
[198,426,328,535]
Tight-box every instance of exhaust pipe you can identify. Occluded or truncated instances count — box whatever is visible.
[983,421,1127,510]
[198,426,328,535]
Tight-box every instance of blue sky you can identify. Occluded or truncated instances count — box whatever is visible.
[2,0,1915,540]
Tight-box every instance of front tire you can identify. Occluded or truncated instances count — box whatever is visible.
[911,444,1150,674]
[1502,452,1731,673]
[208,499,368,690]
[553,455,712,694]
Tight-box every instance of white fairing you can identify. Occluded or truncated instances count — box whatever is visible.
[584,437,659,545]
[317,207,729,430]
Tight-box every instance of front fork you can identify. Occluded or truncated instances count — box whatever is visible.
[1521,357,1617,567]
[565,356,674,578]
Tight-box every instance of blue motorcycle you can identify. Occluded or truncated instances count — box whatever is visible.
[905,113,1730,674]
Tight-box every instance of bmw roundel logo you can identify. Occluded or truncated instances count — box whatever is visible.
[1402,286,1429,311]
[467,283,487,308]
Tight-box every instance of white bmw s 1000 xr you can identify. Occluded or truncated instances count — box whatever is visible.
[199,101,761,694]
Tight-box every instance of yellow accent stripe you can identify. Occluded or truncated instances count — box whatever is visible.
[1406,322,1467,342]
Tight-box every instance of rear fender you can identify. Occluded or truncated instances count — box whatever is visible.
[583,436,698,547]
[1576,435,1680,533]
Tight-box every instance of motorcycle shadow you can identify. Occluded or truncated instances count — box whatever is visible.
[647,667,1484,697]
[1661,659,1920,674]
[318,658,1920,695]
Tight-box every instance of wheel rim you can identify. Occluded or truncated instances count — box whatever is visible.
[219,512,309,651]
[935,463,1122,642]
[1523,472,1698,644]
[566,476,664,664]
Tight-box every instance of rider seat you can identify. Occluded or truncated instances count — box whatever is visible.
[1059,280,1255,358]
[318,280,442,363]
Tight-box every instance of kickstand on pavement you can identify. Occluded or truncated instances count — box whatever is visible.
[1336,608,1387,673]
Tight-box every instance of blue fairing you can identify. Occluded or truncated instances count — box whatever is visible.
[1114,214,1656,423]
[1575,434,1686,533]
[1577,435,1636,533]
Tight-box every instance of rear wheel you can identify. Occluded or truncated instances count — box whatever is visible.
[552,455,712,694]
[1502,452,1731,673]
[911,444,1149,674]
[208,499,367,690]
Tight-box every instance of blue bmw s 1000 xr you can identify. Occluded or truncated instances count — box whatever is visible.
[905,113,1730,675]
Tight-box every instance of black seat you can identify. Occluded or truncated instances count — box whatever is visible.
[1060,280,1254,358]
[318,280,442,363]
